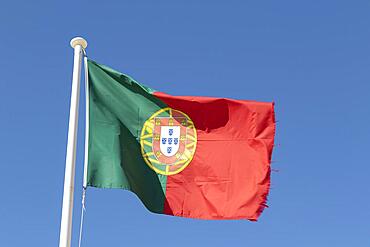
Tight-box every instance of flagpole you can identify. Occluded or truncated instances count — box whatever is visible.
[59,37,88,247]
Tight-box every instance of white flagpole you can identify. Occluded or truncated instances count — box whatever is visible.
[59,37,88,247]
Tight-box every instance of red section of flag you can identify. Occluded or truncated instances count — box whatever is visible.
[154,92,275,221]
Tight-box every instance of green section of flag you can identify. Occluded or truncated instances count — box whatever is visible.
[86,59,167,213]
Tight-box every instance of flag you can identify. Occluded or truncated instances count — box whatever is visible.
[86,59,276,221]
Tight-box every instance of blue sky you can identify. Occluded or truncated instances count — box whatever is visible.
[1,1,369,246]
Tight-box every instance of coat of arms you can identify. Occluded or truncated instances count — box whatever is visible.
[140,107,197,175]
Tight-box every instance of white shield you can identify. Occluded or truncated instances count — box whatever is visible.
[160,126,180,157]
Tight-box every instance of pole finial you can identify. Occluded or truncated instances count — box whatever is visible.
[70,37,88,49]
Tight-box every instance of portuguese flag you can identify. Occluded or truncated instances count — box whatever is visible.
[86,59,275,221]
